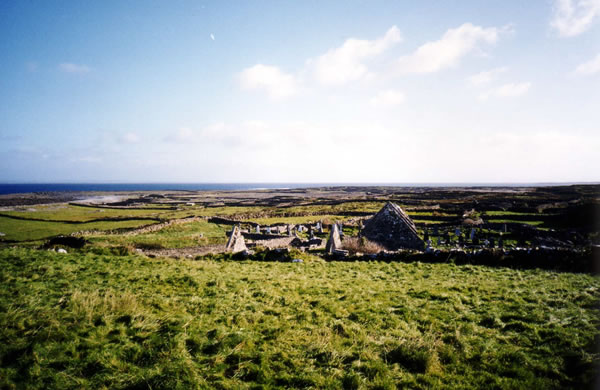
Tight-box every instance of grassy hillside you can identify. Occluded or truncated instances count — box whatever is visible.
[1,248,598,389]
[0,216,157,242]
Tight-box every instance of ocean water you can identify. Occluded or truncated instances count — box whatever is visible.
[0,182,588,195]
[0,183,312,195]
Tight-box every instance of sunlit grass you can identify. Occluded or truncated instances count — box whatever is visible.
[0,216,158,242]
[90,220,230,249]
[1,204,169,222]
[486,219,545,226]
[1,248,598,389]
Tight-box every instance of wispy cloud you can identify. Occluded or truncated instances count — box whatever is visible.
[574,53,600,75]
[121,132,141,144]
[467,66,508,86]
[308,26,402,85]
[370,90,406,107]
[59,62,92,73]
[480,82,532,100]
[164,127,195,143]
[210,33,215,41]
[551,0,600,37]
[396,23,508,74]
[238,26,402,97]
[239,64,299,99]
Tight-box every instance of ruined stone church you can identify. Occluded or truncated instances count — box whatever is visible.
[361,202,425,251]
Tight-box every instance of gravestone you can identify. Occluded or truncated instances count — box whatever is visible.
[226,225,247,253]
[326,223,343,254]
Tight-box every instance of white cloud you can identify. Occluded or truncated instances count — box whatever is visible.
[309,26,402,85]
[210,33,215,41]
[121,132,141,144]
[73,156,102,163]
[480,82,531,100]
[574,53,600,75]
[467,66,508,86]
[165,127,195,143]
[396,23,505,74]
[59,62,91,74]
[370,90,406,107]
[551,0,600,37]
[239,64,299,99]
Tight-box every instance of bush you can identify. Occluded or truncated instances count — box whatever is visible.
[343,236,384,255]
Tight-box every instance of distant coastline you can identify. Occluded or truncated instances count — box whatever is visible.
[0,182,598,196]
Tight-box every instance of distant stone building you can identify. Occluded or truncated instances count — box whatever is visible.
[225,225,247,253]
[325,223,343,254]
[361,202,424,251]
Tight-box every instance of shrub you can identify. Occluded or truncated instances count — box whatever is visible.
[342,236,384,254]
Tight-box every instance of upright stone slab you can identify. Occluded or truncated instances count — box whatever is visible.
[361,202,425,251]
[256,225,261,233]
[225,225,247,253]
[325,223,343,254]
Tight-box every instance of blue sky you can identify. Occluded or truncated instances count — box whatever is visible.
[1,0,599,183]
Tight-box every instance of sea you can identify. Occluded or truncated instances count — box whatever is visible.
[0,182,593,195]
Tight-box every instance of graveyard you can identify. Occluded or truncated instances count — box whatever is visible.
[0,184,598,388]
[0,184,597,266]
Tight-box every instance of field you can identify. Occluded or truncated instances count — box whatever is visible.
[0,185,598,388]
[1,248,598,389]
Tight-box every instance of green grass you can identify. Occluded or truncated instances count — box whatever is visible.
[1,204,169,222]
[1,248,598,389]
[90,220,230,249]
[0,216,158,242]
[486,219,545,226]
[246,214,353,226]
[483,211,542,216]
[413,220,446,225]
